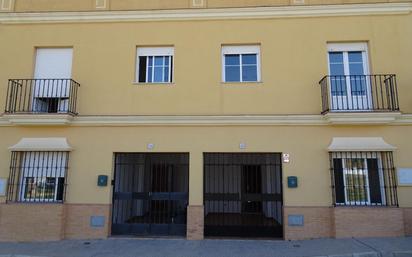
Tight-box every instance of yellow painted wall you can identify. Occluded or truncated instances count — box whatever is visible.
[0,125,411,207]
[13,0,94,12]
[0,14,411,115]
[208,0,412,8]
[7,0,412,12]
[0,4,411,215]
[110,0,189,11]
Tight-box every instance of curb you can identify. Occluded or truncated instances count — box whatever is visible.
[1,248,412,257]
[0,255,48,257]
[312,252,379,257]
[392,251,412,257]
[311,251,412,257]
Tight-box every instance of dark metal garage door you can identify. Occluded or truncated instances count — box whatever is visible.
[204,153,283,238]
[112,153,189,237]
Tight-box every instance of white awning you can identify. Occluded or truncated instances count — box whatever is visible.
[328,137,396,152]
[9,138,73,152]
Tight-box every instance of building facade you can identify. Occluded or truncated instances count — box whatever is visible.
[0,0,411,242]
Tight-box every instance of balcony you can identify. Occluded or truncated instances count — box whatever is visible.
[4,79,80,125]
[319,75,401,124]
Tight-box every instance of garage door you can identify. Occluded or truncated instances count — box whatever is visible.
[204,153,283,238]
[112,153,189,237]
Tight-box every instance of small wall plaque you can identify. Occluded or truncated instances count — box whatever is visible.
[398,168,412,185]
[90,216,105,228]
[288,215,304,226]
[0,178,6,196]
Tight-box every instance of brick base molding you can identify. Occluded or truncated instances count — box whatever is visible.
[284,206,408,240]
[64,204,111,240]
[0,203,65,242]
[187,205,204,240]
[284,206,333,240]
[0,203,410,241]
[402,208,412,236]
[0,203,111,242]
[333,207,405,238]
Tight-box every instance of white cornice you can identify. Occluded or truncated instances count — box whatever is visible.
[392,114,412,125]
[71,115,327,126]
[0,3,411,24]
[0,113,412,127]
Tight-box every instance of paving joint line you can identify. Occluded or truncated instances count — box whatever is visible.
[352,238,383,257]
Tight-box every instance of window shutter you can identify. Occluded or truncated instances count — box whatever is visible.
[333,159,345,204]
[138,56,147,82]
[367,159,382,204]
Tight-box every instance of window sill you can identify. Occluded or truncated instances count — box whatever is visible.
[133,82,175,86]
[323,112,402,125]
[398,184,412,187]
[221,81,263,86]
[2,114,74,126]
[333,205,398,208]
[6,201,64,205]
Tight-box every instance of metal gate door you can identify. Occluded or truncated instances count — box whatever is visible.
[112,153,189,236]
[204,153,283,238]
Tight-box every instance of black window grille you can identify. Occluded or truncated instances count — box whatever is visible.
[330,151,398,207]
[7,151,69,203]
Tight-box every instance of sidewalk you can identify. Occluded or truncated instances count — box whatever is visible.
[0,237,411,257]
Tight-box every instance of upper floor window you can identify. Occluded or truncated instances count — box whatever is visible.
[327,43,371,110]
[7,151,69,203]
[34,48,74,113]
[136,47,174,84]
[330,151,398,207]
[222,45,261,83]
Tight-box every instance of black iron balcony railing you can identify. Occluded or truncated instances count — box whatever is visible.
[5,79,80,115]
[319,74,399,114]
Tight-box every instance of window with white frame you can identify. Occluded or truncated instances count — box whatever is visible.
[330,151,398,207]
[7,151,69,203]
[327,43,370,98]
[222,45,261,83]
[136,47,174,83]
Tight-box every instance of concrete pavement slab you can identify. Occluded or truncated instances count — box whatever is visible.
[357,237,412,253]
[0,237,410,257]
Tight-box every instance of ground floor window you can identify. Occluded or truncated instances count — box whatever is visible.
[7,151,69,203]
[330,151,398,206]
